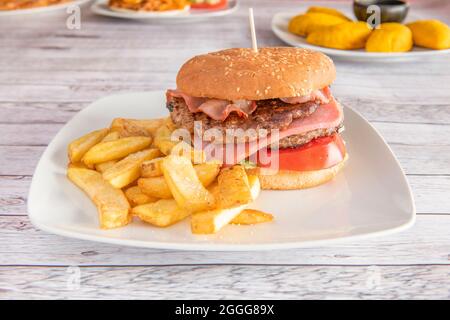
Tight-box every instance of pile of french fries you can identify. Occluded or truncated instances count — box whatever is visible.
[67,117,273,234]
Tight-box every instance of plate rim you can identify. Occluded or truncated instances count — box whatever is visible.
[90,0,239,20]
[27,91,416,251]
[271,11,450,59]
[0,0,91,16]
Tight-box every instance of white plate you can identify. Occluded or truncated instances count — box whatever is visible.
[91,0,238,21]
[0,0,90,16]
[28,91,415,251]
[272,11,450,61]
[109,4,190,17]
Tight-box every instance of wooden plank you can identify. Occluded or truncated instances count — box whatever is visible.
[0,215,449,266]
[342,100,450,125]
[0,123,63,146]
[0,71,449,103]
[0,120,407,145]
[0,102,82,124]
[391,145,450,175]
[372,122,450,146]
[2,100,450,125]
[0,265,448,299]
[0,146,44,176]
[409,175,450,214]
[7,120,448,147]
[1,131,449,176]
[1,58,449,82]
[0,176,30,215]
[2,175,449,215]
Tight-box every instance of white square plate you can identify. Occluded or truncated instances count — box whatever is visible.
[28,91,415,251]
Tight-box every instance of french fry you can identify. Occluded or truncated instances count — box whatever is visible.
[191,175,260,234]
[247,175,261,200]
[139,162,221,198]
[68,162,89,169]
[193,162,221,188]
[66,118,273,235]
[138,176,173,199]
[171,141,207,164]
[133,199,191,227]
[95,131,121,171]
[217,165,252,208]
[110,118,165,137]
[67,167,131,229]
[141,157,164,178]
[162,155,215,212]
[95,160,117,173]
[82,136,152,165]
[68,128,109,163]
[125,186,157,207]
[207,181,219,197]
[101,131,120,143]
[231,209,274,225]
[153,125,178,155]
[103,148,161,188]
[164,116,178,131]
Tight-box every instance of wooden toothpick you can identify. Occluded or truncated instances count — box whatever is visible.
[248,8,258,53]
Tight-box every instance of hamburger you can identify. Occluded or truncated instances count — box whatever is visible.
[166,47,347,190]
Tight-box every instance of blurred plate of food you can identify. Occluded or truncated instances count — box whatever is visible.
[272,4,450,61]
[0,0,91,16]
[91,0,238,21]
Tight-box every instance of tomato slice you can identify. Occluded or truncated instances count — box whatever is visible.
[191,0,227,10]
[257,134,346,172]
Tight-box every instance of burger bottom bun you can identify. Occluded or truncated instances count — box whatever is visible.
[246,154,348,190]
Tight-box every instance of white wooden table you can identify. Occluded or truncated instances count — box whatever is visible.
[1,0,449,299]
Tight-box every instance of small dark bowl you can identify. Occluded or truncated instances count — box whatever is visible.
[353,0,409,24]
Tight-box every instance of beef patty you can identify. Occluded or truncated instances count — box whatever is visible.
[168,97,341,148]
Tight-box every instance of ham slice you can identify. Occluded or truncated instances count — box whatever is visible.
[166,89,256,121]
[197,95,343,165]
[167,88,331,121]
[197,99,256,120]
[166,89,207,112]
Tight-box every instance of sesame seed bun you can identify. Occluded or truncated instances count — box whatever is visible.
[246,154,348,190]
[176,47,336,101]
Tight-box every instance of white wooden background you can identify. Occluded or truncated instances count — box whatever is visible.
[1,0,450,299]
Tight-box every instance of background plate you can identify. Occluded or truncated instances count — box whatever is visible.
[28,91,415,251]
[272,11,450,61]
[91,0,238,21]
[0,0,91,16]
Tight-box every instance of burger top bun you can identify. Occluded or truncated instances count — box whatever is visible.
[176,47,336,101]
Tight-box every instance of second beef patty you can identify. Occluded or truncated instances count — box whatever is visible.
[168,97,341,148]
